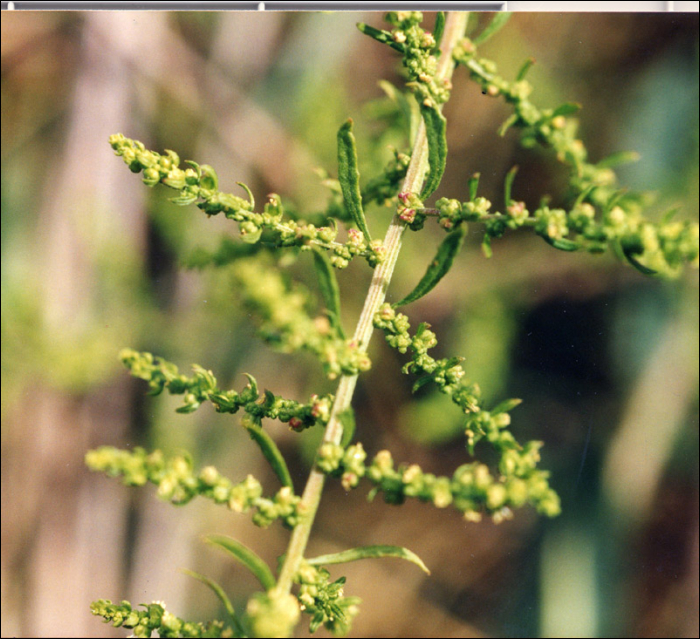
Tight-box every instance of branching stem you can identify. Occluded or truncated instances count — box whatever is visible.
[274,11,469,602]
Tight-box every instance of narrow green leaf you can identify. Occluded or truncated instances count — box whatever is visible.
[206,535,276,591]
[312,249,344,338]
[307,545,430,575]
[504,165,518,205]
[473,12,512,46]
[357,23,405,53]
[551,102,581,118]
[622,249,658,275]
[181,569,240,630]
[481,234,493,258]
[419,105,447,199]
[468,173,481,202]
[596,150,641,169]
[243,417,293,489]
[243,373,258,397]
[236,182,255,209]
[516,57,535,81]
[339,407,356,449]
[542,236,580,252]
[412,374,434,394]
[394,224,467,308]
[433,12,446,49]
[491,398,522,415]
[337,119,371,241]
[497,113,519,138]
[603,189,627,214]
[574,184,596,207]
[466,12,480,37]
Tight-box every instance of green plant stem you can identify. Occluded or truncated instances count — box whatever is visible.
[274,11,469,602]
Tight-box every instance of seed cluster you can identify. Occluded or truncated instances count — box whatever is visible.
[90,600,233,638]
[382,11,452,110]
[85,446,304,528]
[295,562,361,636]
[448,40,699,275]
[357,303,559,520]
[120,348,332,430]
[109,134,386,270]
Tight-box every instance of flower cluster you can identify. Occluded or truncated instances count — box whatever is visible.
[373,304,481,412]
[85,447,304,527]
[425,193,698,275]
[368,303,560,518]
[317,441,559,521]
[358,12,452,200]
[90,600,234,638]
[231,258,371,379]
[381,11,451,110]
[120,349,332,430]
[295,562,361,636]
[448,41,699,275]
[454,40,596,180]
[108,134,386,269]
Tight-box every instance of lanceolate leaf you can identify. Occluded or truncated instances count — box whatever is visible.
[504,165,518,205]
[551,102,581,118]
[236,181,255,209]
[356,23,405,53]
[497,113,519,138]
[206,535,276,591]
[468,172,481,202]
[339,407,356,448]
[312,249,344,338]
[419,105,448,200]
[516,57,535,81]
[307,545,430,575]
[623,248,658,275]
[181,569,242,634]
[472,12,512,46]
[337,119,372,241]
[412,374,434,394]
[243,417,293,489]
[542,236,580,252]
[596,150,640,169]
[482,234,493,258]
[491,397,522,415]
[433,12,446,49]
[394,224,467,308]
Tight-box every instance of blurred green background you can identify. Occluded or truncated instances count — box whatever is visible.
[1,10,698,638]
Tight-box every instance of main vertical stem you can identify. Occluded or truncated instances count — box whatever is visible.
[275,11,469,599]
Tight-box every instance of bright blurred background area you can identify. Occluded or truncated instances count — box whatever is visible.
[2,10,698,638]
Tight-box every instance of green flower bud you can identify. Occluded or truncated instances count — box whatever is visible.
[486,483,508,510]
[473,464,493,491]
[431,477,453,508]
[506,478,529,507]
[317,443,344,473]
[199,465,219,486]
[142,167,161,187]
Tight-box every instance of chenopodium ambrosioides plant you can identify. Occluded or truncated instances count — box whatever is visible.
[87,12,699,639]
